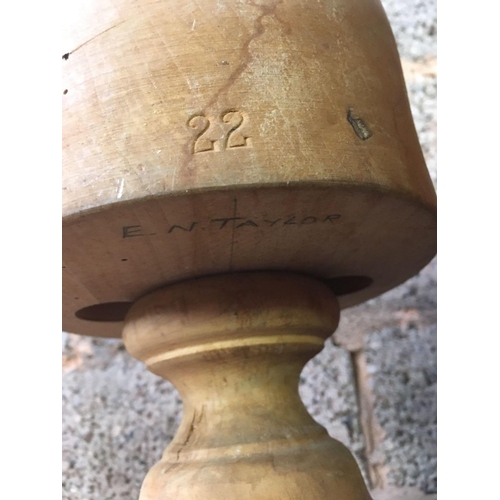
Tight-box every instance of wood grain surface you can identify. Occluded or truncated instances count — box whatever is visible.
[62,0,436,338]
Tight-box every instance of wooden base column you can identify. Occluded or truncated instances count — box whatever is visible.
[123,272,372,500]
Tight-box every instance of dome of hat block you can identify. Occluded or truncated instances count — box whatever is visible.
[62,0,436,339]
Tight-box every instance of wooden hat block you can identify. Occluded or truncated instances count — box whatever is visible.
[62,0,436,498]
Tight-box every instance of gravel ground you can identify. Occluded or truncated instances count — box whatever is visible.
[63,338,183,500]
[364,325,437,494]
[382,0,437,61]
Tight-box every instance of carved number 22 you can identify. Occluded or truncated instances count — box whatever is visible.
[188,111,251,154]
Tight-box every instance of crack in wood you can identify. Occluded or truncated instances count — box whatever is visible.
[62,20,126,60]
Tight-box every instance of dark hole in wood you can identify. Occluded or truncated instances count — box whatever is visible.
[325,276,373,296]
[75,302,133,322]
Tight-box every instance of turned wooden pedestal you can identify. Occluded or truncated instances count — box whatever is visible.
[123,272,371,499]
[62,0,436,496]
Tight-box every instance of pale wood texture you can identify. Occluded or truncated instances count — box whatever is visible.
[62,0,437,496]
[123,273,372,499]
[62,0,436,338]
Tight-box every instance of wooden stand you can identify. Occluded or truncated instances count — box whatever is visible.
[123,272,371,499]
[63,0,437,496]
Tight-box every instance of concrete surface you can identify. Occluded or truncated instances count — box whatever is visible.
[62,0,437,498]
